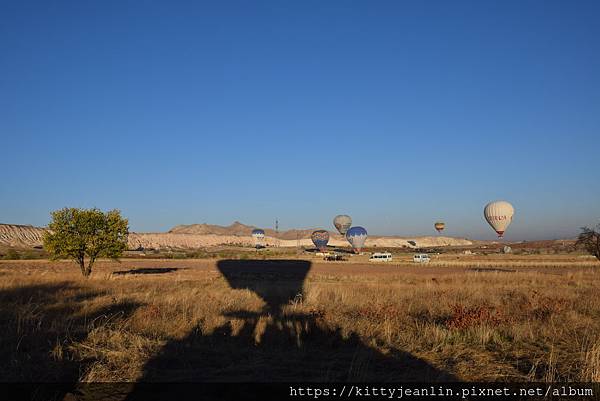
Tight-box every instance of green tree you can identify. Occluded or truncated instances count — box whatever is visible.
[43,208,129,277]
[576,224,600,262]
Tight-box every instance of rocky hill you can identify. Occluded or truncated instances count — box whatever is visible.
[1,222,474,250]
[129,232,473,249]
[0,224,47,248]
[169,221,330,240]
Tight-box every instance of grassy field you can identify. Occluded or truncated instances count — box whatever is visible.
[0,254,599,386]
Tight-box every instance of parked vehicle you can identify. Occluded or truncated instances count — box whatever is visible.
[324,253,345,261]
[413,253,431,263]
[370,252,392,262]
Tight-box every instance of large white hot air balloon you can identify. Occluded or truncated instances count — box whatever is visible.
[484,201,514,238]
[333,215,352,236]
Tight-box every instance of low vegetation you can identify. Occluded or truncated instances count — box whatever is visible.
[125,247,301,260]
[0,248,48,260]
[0,255,599,386]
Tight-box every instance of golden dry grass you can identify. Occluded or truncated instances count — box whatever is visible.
[0,255,599,384]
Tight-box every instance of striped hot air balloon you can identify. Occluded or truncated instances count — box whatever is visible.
[346,226,367,253]
[484,201,515,238]
[311,230,330,252]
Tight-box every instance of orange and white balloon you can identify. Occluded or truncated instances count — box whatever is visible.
[484,201,514,238]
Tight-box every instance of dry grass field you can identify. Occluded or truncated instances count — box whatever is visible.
[1,253,599,388]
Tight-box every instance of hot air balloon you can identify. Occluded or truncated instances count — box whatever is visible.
[434,221,445,233]
[311,230,330,252]
[333,215,352,236]
[346,226,367,253]
[484,201,514,238]
[251,228,265,248]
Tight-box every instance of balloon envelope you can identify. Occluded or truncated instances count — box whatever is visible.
[311,230,330,251]
[333,215,352,235]
[251,229,265,248]
[434,222,445,233]
[251,229,265,239]
[346,226,367,252]
[484,201,514,238]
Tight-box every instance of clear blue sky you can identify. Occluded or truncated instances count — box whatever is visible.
[1,1,599,240]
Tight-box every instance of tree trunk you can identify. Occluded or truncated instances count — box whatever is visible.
[86,256,96,277]
[78,260,89,277]
[78,256,92,277]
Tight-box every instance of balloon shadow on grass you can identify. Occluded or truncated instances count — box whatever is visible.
[112,267,183,275]
[0,282,143,401]
[127,259,455,399]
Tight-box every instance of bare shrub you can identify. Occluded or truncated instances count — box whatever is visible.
[576,224,600,261]
[445,304,508,330]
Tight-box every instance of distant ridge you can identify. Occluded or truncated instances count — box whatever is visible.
[1,222,479,250]
[169,221,333,240]
[2,222,579,251]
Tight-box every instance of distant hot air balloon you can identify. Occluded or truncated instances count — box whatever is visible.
[434,221,445,233]
[251,228,265,248]
[333,215,352,236]
[346,226,367,253]
[484,201,514,238]
[311,230,330,252]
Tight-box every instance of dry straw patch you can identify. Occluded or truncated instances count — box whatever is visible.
[0,257,599,383]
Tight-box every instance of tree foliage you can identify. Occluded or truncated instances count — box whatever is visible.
[43,208,129,277]
[576,224,600,262]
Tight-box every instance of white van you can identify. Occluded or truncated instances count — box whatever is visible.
[413,253,431,263]
[370,252,392,262]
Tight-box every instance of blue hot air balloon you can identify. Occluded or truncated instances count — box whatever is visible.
[251,228,265,238]
[311,230,330,251]
[346,226,367,253]
[251,229,265,248]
